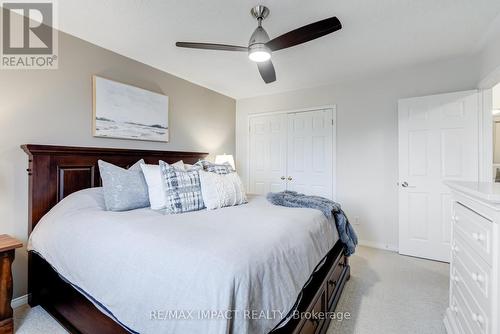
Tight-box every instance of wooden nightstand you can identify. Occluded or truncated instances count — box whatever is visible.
[0,235,22,334]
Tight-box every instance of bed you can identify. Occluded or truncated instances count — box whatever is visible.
[22,144,350,334]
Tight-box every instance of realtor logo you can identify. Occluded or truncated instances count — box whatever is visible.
[1,0,58,69]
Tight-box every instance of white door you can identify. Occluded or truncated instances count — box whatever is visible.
[248,108,334,198]
[287,109,334,199]
[248,113,287,194]
[398,91,479,262]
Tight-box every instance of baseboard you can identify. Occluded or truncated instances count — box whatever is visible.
[11,294,28,309]
[358,239,398,252]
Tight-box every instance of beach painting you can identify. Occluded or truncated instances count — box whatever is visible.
[93,76,169,142]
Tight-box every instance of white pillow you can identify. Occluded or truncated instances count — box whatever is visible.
[140,160,185,210]
[171,160,186,171]
[199,170,247,210]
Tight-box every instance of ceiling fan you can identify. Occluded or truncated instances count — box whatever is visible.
[176,5,342,84]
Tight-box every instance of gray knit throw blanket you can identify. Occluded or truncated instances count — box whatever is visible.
[267,191,358,256]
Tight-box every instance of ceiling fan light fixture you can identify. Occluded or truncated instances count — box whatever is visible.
[248,45,271,62]
[249,50,271,62]
[176,5,342,84]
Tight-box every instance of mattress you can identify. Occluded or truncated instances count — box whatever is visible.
[28,188,339,334]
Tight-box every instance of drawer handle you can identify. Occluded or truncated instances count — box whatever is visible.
[451,244,459,253]
[471,273,484,283]
[328,279,337,286]
[472,232,485,242]
[311,318,320,326]
[471,313,484,325]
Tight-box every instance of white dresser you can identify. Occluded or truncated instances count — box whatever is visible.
[444,182,500,334]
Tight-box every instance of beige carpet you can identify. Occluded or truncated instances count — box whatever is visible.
[14,304,68,334]
[327,246,449,334]
[14,246,449,334]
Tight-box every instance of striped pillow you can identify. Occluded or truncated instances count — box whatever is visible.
[159,161,204,214]
[195,160,234,175]
[199,170,247,210]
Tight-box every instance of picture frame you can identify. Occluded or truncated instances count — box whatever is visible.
[92,75,169,142]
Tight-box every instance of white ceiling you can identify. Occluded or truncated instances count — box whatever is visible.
[57,0,500,99]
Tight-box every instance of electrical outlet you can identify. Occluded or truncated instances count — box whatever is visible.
[353,216,360,225]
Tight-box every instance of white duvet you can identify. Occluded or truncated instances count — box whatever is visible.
[28,188,339,334]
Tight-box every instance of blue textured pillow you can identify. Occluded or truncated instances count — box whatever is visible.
[98,159,150,211]
[159,160,204,214]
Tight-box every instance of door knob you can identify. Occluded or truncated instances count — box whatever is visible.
[280,176,285,180]
[287,176,293,181]
[402,181,408,187]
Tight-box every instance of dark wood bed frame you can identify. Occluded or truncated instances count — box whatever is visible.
[22,144,350,334]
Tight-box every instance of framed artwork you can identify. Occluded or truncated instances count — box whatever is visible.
[92,75,169,142]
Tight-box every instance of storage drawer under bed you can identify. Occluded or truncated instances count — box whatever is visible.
[326,256,346,305]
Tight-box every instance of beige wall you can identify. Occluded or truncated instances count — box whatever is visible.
[0,31,236,298]
[479,13,500,81]
[494,84,500,110]
[236,56,480,251]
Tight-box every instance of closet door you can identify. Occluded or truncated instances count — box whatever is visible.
[286,109,334,199]
[248,114,287,194]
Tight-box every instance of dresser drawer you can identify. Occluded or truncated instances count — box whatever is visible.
[453,203,493,265]
[452,234,492,314]
[450,292,473,334]
[452,278,490,334]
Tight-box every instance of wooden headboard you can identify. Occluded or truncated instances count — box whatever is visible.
[22,144,208,233]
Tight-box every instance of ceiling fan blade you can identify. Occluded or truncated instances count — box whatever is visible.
[265,17,342,52]
[176,42,248,52]
[257,60,276,84]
